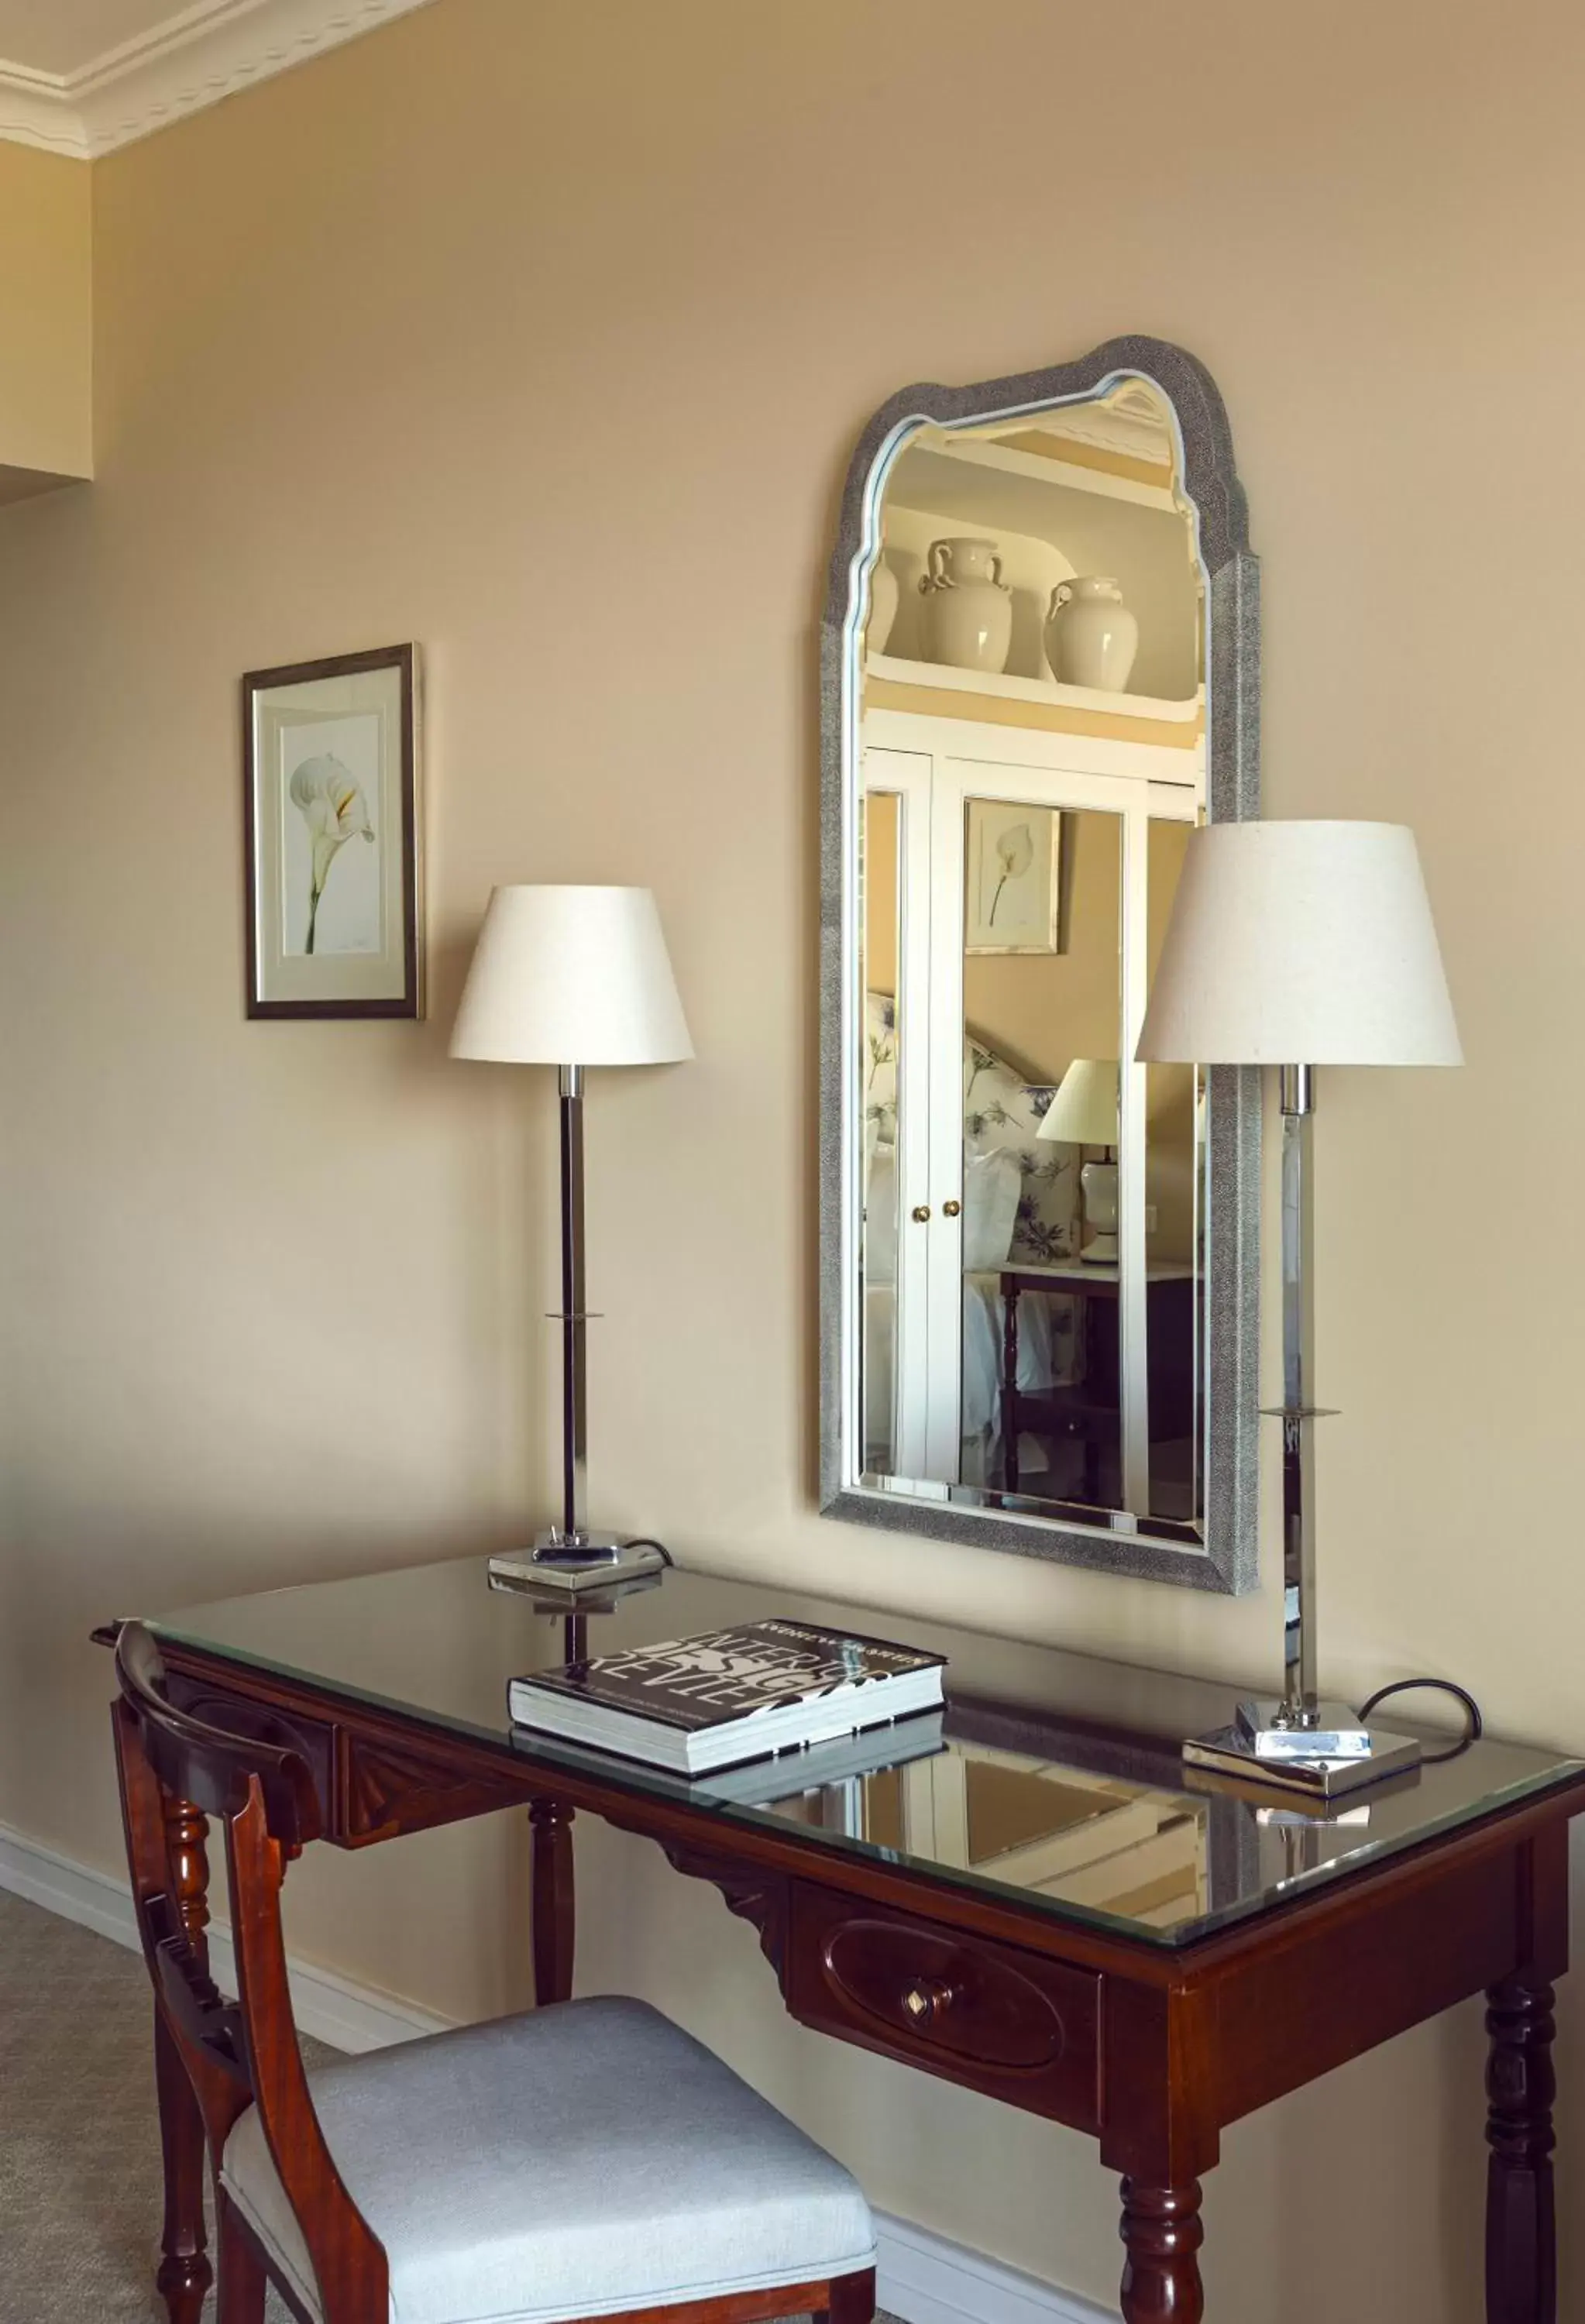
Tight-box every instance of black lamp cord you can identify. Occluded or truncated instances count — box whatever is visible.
[621,1538,674,1566]
[1356,1677,1484,1763]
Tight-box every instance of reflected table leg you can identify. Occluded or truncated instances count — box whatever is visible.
[1002,1278,1021,1494]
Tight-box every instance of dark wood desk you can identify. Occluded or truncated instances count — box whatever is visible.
[101,1558,1585,2324]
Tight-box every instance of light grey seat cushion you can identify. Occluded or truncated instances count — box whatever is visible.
[221,1995,875,2324]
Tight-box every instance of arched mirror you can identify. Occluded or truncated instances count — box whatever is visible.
[819,339,1258,1590]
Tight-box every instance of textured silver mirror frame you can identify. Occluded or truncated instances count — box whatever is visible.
[818,336,1260,1594]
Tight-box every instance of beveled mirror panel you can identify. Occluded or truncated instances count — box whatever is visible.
[820,339,1259,1590]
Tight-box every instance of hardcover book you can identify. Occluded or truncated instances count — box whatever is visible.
[507,1618,946,1774]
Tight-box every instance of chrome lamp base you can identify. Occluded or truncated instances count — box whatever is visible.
[489,1535,666,1597]
[1184,1697,1422,1799]
[530,1528,625,1566]
[1239,1693,1373,1759]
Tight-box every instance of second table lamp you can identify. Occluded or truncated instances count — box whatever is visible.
[450,884,693,1566]
[1136,820,1462,1795]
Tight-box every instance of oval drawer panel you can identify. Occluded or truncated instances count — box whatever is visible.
[821,1914,1068,2071]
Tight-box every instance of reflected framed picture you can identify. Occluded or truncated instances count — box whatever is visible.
[243,643,422,1019]
[964,800,1068,955]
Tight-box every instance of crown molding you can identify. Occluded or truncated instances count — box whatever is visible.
[1005,403,1174,467]
[0,57,90,155]
[0,0,438,159]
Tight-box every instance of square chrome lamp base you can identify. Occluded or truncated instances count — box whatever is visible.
[488,1533,666,1596]
[530,1528,626,1565]
[1182,1697,1424,1800]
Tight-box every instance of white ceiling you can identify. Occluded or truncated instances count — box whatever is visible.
[0,0,220,79]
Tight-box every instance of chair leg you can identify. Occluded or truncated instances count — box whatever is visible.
[817,2264,877,2324]
[217,2192,266,2324]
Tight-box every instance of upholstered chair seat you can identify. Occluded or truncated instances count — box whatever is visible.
[221,1995,876,2324]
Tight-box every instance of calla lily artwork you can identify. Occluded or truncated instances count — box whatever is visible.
[289,753,376,954]
[988,819,1034,928]
[243,642,421,1019]
[964,799,1065,955]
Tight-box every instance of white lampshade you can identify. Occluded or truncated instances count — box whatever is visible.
[1037,1058,1120,1146]
[449,885,694,1067]
[1136,821,1462,1067]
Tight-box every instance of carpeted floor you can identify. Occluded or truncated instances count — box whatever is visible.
[0,1886,328,2319]
[0,1888,899,2324]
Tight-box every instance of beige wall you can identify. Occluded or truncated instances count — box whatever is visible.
[3,3,1584,2318]
[0,141,91,491]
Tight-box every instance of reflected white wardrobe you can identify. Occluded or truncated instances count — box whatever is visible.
[858,702,1202,1530]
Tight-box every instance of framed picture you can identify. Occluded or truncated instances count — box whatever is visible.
[242,644,422,1019]
[964,800,1069,955]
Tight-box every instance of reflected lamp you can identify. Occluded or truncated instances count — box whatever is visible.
[1037,1059,1120,1263]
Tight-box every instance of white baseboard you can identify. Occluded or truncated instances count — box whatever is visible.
[0,1820,448,2051]
[0,1818,1116,2324]
[875,2214,1117,2324]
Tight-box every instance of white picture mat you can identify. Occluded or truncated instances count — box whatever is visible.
[964,799,1061,953]
[251,662,410,1005]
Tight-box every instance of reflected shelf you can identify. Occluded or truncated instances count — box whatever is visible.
[889,430,1184,521]
[865,651,1204,763]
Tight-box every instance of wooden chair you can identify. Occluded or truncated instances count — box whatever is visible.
[111,1621,878,2324]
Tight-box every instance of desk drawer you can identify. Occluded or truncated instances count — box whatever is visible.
[162,1673,337,1828]
[787,1884,1100,2129]
[341,1730,533,1844]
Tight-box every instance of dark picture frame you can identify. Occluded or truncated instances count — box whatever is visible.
[242,643,422,1019]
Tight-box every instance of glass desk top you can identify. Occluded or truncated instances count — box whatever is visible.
[145,1557,1584,1951]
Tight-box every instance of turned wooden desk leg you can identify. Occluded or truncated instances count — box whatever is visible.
[1486,1975,1556,2324]
[529,1797,576,2006]
[1119,2179,1204,2324]
[154,1796,212,2324]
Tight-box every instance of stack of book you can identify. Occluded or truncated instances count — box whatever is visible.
[507,1616,945,1775]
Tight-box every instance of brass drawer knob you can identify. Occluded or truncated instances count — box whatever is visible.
[901,1976,955,2027]
[942,1199,961,1218]
[912,1205,931,1224]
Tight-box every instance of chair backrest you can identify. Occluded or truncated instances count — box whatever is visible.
[112,1621,387,2320]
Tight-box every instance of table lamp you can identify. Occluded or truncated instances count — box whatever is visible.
[450,885,693,1566]
[1037,1060,1120,1262]
[1136,821,1461,1796]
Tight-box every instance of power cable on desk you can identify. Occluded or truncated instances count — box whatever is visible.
[1357,1677,1483,1763]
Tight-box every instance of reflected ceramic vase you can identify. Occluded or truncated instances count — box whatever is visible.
[919,536,1012,672]
[866,557,899,656]
[1045,575,1139,692]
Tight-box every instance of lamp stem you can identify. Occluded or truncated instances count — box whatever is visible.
[558,1063,589,1543]
[1279,1062,1318,1728]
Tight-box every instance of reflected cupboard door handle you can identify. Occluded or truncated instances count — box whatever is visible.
[942,1200,961,1218]
[912,1205,931,1224]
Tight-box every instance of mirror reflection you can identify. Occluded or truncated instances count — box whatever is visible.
[737,1729,1208,1934]
[854,379,1207,1543]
